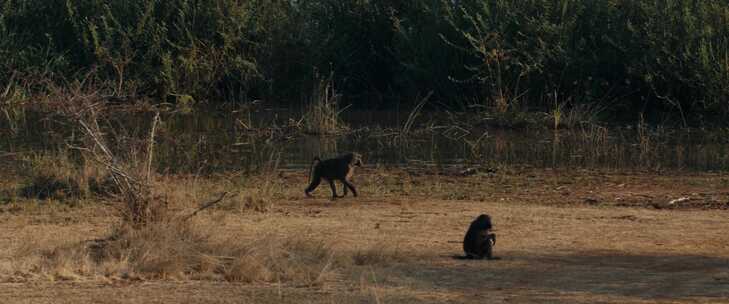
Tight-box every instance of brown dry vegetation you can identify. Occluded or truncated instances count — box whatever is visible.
[1,168,728,303]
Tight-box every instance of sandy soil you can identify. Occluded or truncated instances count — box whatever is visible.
[0,169,728,303]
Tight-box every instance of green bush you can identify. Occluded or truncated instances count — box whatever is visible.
[446,0,729,122]
[1,0,727,124]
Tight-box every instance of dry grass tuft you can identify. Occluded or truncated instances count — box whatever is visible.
[549,95,606,129]
[225,154,282,213]
[96,221,212,280]
[350,244,408,267]
[223,236,335,285]
[231,195,275,213]
[14,221,339,286]
[36,244,95,281]
[229,176,279,213]
[15,221,211,281]
[302,70,349,135]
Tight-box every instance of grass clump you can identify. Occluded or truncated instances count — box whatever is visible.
[17,153,91,200]
[231,195,275,213]
[21,221,338,285]
[235,172,282,213]
[302,70,349,135]
[94,221,217,280]
[350,244,408,267]
[20,174,82,201]
[17,152,125,201]
[223,236,335,285]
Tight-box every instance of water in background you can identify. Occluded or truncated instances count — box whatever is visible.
[2,108,728,173]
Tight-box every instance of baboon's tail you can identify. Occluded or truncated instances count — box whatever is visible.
[308,157,321,184]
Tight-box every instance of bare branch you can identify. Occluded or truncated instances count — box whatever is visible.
[181,192,231,221]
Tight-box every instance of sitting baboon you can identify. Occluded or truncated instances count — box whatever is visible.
[305,152,363,199]
[460,214,499,260]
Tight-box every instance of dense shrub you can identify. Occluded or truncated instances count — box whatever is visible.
[447,0,729,121]
[1,0,727,124]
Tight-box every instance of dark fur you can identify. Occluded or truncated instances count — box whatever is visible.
[305,152,363,199]
[457,214,499,260]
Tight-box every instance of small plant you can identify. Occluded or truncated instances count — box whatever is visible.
[302,70,349,135]
[550,92,566,130]
[220,150,282,213]
[1,72,29,135]
[401,92,431,135]
[463,131,490,165]
[637,114,652,167]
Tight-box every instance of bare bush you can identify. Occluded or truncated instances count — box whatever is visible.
[57,93,164,226]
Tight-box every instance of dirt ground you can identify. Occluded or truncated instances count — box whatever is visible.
[1,168,728,303]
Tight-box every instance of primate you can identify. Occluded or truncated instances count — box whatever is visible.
[458,214,499,260]
[305,152,363,200]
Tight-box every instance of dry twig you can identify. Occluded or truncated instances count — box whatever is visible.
[181,192,231,221]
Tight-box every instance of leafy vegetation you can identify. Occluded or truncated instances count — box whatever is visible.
[1,0,727,125]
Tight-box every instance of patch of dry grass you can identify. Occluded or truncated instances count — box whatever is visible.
[225,172,280,213]
[2,165,413,285]
[6,217,407,288]
[350,243,409,267]
[12,151,125,203]
[2,164,729,303]
[0,194,727,303]
[222,236,335,285]
[153,171,280,214]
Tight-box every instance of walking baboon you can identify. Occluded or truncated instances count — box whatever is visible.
[305,152,363,199]
[459,214,499,260]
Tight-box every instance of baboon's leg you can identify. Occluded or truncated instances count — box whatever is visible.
[305,178,321,197]
[485,233,496,260]
[341,180,349,197]
[342,179,358,197]
[328,180,340,199]
[484,240,493,260]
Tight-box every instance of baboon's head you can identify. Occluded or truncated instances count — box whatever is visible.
[351,152,364,167]
[473,214,492,230]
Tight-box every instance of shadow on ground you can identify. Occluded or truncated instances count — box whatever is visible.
[390,250,729,303]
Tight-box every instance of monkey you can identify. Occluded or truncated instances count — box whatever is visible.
[456,214,500,260]
[304,152,363,200]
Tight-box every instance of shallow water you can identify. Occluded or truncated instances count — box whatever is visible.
[2,108,728,173]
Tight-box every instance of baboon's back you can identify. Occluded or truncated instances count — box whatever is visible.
[318,158,350,180]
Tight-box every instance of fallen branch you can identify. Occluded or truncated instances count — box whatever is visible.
[181,192,231,221]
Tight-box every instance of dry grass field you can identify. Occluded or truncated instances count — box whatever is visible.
[1,168,728,303]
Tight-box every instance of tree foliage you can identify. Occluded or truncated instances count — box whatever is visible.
[1,0,727,122]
